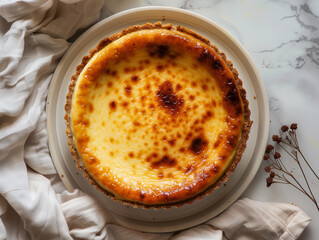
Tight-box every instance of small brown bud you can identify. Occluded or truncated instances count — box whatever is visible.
[266,176,273,187]
[274,152,281,159]
[270,171,275,178]
[281,125,289,132]
[264,165,271,172]
[272,135,282,143]
[263,155,270,160]
[265,144,274,153]
[290,123,298,130]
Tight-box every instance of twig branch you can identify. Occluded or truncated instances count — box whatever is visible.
[264,123,319,212]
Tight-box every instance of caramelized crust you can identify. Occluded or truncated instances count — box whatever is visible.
[65,22,252,208]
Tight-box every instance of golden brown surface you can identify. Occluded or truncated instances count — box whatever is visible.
[65,22,252,207]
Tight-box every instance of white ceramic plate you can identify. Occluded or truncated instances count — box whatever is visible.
[46,6,269,233]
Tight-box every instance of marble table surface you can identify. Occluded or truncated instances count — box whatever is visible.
[100,0,319,239]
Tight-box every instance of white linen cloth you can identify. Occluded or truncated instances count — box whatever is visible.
[0,0,311,239]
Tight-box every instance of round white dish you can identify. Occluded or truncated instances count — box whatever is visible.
[46,6,269,233]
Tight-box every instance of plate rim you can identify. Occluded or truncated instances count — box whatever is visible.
[46,6,269,233]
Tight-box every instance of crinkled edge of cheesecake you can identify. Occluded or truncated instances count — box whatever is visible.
[64,22,252,209]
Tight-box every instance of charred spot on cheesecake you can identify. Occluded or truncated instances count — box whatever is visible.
[168,139,176,146]
[167,172,173,178]
[146,153,158,162]
[189,95,195,101]
[157,81,184,114]
[105,69,117,76]
[140,190,146,199]
[210,165,220,174]
[124,85,132,96]
[156,64,164,71]
[224,93,243,117]
[149,44,170,58]
[133,120,141,126]
[185,132,193,141]
[201,84,208,91]
[152,124,158,131]
[226,135,238,148]
[224,79,242,110]
[109,101,117,110]
[149,103,155,109]
[198,49,224,71]
[131,75,139,83]
[88,103,94,113]
[212,100,217,107]
[77,135,90,146]
[185,165,196,174]
[141,95,147,102]
[151,155,177,169]
[190,136,208,155]
[107,82,113,88]
[176,84,182,91]
[218,154,227,161]
[211,59,223,70]
[225,87,240,104]
[206,110,213,118]
[121,101,129,107]
[201,110,214,123]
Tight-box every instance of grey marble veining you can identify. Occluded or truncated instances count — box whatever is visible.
[101,0,319,238]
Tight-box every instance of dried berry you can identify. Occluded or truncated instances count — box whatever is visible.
[290,123,298,130]
[263,155,270,160]
[272,135,282,143]
[265,144,274,153]
[264,165,271,172]
[281,125,289,132]
[274,152,281,159]
[266,176,273,187]
[270,171,275,178]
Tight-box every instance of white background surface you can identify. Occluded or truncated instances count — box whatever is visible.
[100,0,319,239]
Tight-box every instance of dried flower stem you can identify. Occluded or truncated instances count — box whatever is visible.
[264,123,319,211]
[280,132,319,180]
[277,142,317,205]
[298,150,319,180]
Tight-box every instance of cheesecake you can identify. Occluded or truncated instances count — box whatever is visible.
[65,22,252,208]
